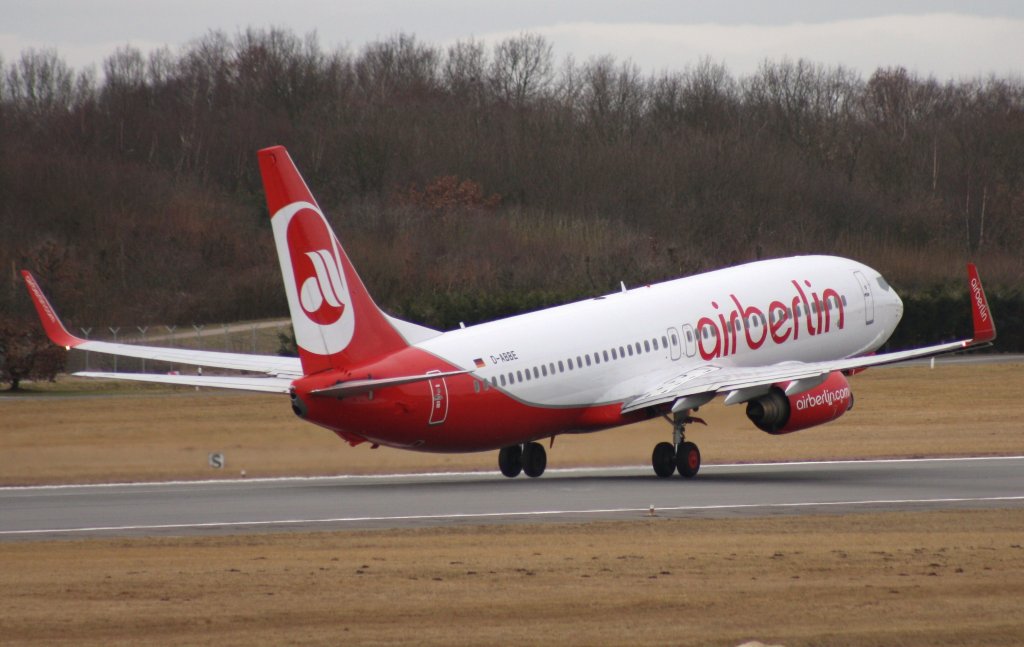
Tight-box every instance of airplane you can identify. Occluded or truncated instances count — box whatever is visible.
[22,145,997,480]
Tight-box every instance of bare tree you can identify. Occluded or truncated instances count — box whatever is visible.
[490,33,554,106]
[444,39,488,105]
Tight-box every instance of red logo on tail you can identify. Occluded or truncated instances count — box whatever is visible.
[287,209,347,325]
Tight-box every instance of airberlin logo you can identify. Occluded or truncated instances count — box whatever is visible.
[298,249,347,323]
[971,277,989,322]
[287,208,348,326]
[696,279,845,361]
[795,386,851,411]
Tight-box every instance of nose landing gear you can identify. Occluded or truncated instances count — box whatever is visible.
[652,410,704,479]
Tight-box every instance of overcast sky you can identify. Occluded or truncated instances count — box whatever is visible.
[2,0,1023,80]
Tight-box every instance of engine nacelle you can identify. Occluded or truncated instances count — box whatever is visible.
[745,371,853,434]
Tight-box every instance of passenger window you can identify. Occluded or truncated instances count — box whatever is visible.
[644,340,651,352]
[594,352,601,365]
[686,330,693,342]
[541,365,547,377]
[603,350,609,362]
[611,348,618,360]
[577,355,583,367]
[619,346,625,357]
[568,358,574,370]
[500,375,507,386]
[627,345,634,356]
[842,295,848,306]
[635,342,642,354]
[585,355,592,366]
[558,360,565,372]
[533,367,540,379]
[652,339,659,351]
[516,370,523,382]
[661,335,668,347]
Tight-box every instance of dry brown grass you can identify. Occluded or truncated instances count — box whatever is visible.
[3,365,1024,645]
[1,363,1023,485]
[2,510,1024,646]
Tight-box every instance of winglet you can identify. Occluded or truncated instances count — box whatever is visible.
[21,271,83,349]
[966,263,996,345]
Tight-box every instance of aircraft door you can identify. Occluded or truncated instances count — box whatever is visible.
[426,370,449,425]
[681,324,697,358]
[853,271,875,325]
[667,327,682,361]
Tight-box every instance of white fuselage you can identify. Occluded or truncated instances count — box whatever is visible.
[418,256,904,408]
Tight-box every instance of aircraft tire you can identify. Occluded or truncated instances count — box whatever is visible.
[676,441,701,478]
[652,442,676,478]
[498,445,523,478]
[522,442,547,478]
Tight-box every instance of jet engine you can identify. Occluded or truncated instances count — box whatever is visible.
[745,371,853,434]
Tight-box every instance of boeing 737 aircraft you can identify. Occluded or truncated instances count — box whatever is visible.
[23,146,997,479]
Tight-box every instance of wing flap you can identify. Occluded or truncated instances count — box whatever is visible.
[75,340,303,377]
[75,372,293,393]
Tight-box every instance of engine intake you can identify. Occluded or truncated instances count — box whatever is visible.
[746,371,853,434]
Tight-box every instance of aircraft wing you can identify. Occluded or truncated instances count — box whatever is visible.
[622,263,996,415]
[22,271,303,380]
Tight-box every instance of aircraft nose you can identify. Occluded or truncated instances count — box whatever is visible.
[892,289,904,324]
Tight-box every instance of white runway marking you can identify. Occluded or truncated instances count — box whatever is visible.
[3,455,1022,492]
[4,495,1024,537]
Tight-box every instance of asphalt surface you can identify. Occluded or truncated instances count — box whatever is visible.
[3,457,1023,540]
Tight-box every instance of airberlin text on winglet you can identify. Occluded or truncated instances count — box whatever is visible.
[971,277,989,323]
[696,279,844,360]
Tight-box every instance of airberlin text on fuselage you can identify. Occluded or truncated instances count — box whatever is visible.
[697,279,845,361]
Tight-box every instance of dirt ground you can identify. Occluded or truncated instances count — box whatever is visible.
[2,511,1024,646]
[1,363,1023,485]
[2,363,1023,646]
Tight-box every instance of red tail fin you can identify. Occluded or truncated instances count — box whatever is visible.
[258,146,408,375]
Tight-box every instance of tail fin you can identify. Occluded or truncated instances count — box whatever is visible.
[258,145,408,375]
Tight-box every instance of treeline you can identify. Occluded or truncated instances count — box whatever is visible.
[1,29,1022,349]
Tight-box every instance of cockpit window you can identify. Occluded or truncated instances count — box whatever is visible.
[876,276,891,291]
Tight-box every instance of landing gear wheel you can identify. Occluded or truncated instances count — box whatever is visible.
[676,441,701,478]
[522,442,547,478]
[498,445,523,478]
[652,442,676,478]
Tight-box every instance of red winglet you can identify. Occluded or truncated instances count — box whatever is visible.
[966,263,996,344]
[21,271,83,348]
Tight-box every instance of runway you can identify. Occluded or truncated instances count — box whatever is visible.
[3,456,1023,540]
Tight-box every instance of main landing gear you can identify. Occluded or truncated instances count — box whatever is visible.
[652,411,704,479]
[498,442,547,478]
